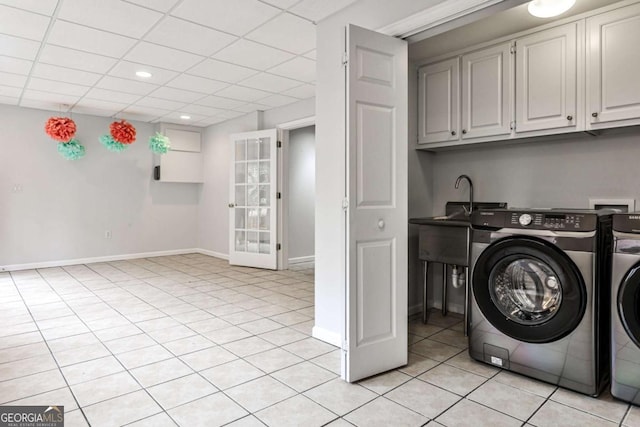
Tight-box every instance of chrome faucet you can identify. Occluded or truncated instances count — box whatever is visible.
[455,174,474,214]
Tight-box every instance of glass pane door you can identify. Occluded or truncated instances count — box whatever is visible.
[229,129,278,270]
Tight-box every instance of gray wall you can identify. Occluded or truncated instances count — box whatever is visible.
[288,126,315,261]
[0,104,199,268]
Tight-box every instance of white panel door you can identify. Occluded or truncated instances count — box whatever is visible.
[229,129,278,270]
[516,23,578,133]
[418,58,459,144]
[587,3,640,128]
[345,24,407,382]
[461,43,512,139]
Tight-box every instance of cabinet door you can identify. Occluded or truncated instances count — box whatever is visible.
[461,43,512,139]
[516,23,578,133]
[587,3,640,128]
[418,58,459,144]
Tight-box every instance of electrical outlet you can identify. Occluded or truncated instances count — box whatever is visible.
[104,230,112,239]
[12,184,23,193]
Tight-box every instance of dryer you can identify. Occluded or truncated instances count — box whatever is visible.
[469,209,612,396]
[611,213,640,404]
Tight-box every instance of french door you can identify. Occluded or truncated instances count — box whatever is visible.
[229,129,278,270]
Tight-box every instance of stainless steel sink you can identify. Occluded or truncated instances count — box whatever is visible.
[413,215,470,266]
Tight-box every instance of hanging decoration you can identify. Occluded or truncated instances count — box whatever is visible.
[110,119,136,144]
[99,134,128,152]
[45,116,77,142]
[57,139,86,160]
[44,115,85,160]
[149,132,171,154]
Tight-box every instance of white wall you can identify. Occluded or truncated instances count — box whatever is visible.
[0,104,199,268]
[288,126,315,260]
[315,0,445,344]
[198,112,260,256]
[262,98,315,129]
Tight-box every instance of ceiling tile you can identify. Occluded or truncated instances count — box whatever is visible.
[39,45,118,74]
[232,102,268,113]
[178,104,225,116]
[0,71,27,88]
[245,13,315,55]
[239,72,302,93]
[268,56,315,82]
[166,74,229,94]
[171,0,280,36]
[282,83,315,99]
[194,116,227,126]
[125,42,205,72]
[303,49,316,60]
[187,59,258,83]
[0,95,19,106]
[85,88,142,104]
[95,76,159,96]
[0,56,32,75]
[122,0,181,13]
[194,95,245,110]
[48,20,137,58]
[215,110,246,119]
[57,0,163,39]
[74,98,129,111]
[0,0,58,16]
[0,5,50,40]
[20,99,74,112]
[0,85,22,98]
[288,0,358,22]
[144,16,237,57]
[212,39,294,70]
[215,85,272,102]
[0,34,40,61]
[134,97,187,111]
[32,63,102,87]
[22,89,80,105]
[27,78,89,97]
[118,111,162,122]
[71,105,121,117]
[122,105,171,117]
[149,86,205,103]
[159,113,208,125]
[108,61,179,86]
[256,93,299,107]
[259,0,302,9]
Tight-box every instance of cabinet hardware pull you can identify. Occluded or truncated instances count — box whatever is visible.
[567,115,573,121]
[451,131,456,136]
[462,129,467,134]
[592,112,598,118]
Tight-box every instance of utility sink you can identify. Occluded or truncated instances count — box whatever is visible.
[409,202,507,266]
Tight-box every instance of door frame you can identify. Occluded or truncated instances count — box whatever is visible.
[276,116,316,271]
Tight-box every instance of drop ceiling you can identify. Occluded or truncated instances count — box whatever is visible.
[0,0,357,127]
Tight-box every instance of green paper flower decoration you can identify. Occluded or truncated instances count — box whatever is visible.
[100,134,128,152]
[149,132,171,154]
[57,139,86,160]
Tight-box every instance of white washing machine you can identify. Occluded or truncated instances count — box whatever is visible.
[469,209,612,396]
[611,213,640,404]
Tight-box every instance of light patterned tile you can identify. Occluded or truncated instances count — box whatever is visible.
[255,395,337,427]
[271,361,337,392]
[409,339,461,362]
[179,346,237,371]
[303,378,377,416]
[345,397,428,427]
[386,378,460,419]
[146,373,218,410]
[418,364,486,396]
[226,376,297,412]
[529,400,618,427]
[168,393,248,427]
[61,356,124,385]
[71,371,140,407]
[468,380,545,421]
[200,359,265,390]
[283,338,336,360]
[222,336,275,357]
[359,370,412,395]
[550,388,628,423]
[245,348,303,373]
[398,352,440,377]
[130,358,193,387]
[83,390,163,426]
[437,398,521,427]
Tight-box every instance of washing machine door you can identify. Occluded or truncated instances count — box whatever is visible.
[473,236,587,343]
[618,264,640,347]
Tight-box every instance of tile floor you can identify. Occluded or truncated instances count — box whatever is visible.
[0,253,639,426]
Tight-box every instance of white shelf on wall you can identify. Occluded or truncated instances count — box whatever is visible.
[154,124,203,183]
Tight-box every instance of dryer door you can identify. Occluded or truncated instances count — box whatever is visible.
[473,236,587,343]
[618,264,640,347]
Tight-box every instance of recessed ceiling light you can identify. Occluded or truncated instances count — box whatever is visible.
[135,70,152,78]
[528,0,576,18]
[180,115,191,120]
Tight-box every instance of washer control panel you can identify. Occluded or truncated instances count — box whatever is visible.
[508,212,585,229]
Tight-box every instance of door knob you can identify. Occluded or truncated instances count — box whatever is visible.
[377,219,385,229]
[228,203,235,208]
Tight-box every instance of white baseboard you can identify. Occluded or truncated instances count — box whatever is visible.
[312,325,341,347]
[196,248,229,260]
[288,255,314,265]
[1,248,200,272]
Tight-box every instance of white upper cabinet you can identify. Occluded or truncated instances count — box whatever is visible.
[515,22,580,133]
[461,42,512,139]
[587,3,640,129]
[418,58,459,144]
